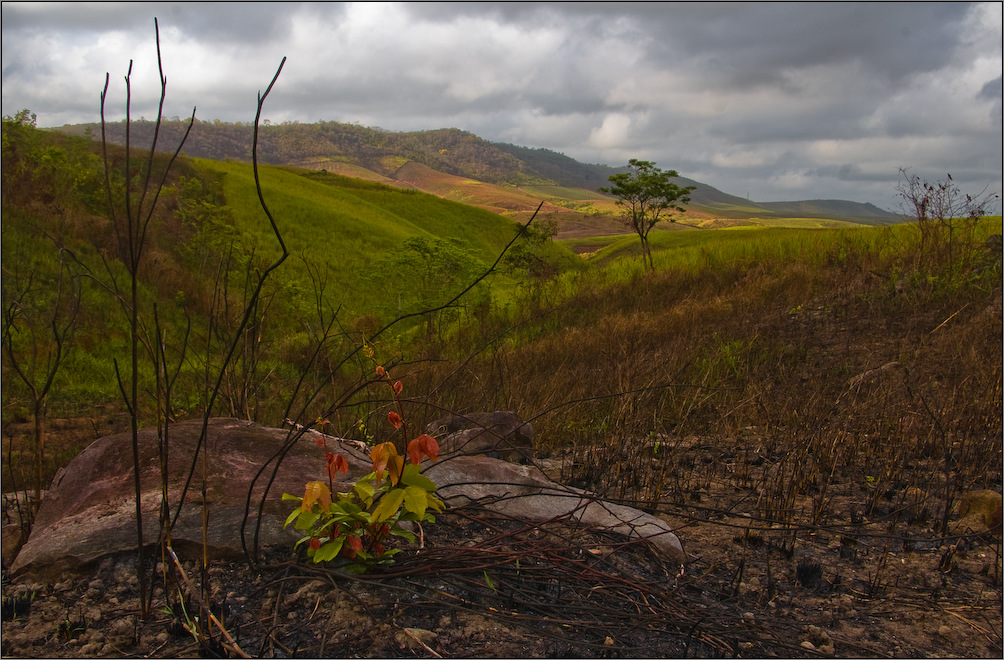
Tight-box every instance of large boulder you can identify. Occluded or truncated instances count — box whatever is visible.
[424,455,686,564]
[10,418,363,577]
[12,417,685,577]
[425,411,534,463]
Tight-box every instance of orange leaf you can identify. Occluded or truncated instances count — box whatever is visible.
[347,535,363,552]
[302,481,331,512]
[309,538,321,551]
[375,365,386,377]
[387,411,403,430]
[388,453,405,486]
[393,380,403,395]
[370,442,397,481]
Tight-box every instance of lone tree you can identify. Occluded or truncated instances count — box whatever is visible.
[601,159,695,270]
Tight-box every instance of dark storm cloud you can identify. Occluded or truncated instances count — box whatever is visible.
[0,2,306,44]
[2,2,999,209]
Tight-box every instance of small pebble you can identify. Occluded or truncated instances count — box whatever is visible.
[938,625,952,638]
[801,641,816,651]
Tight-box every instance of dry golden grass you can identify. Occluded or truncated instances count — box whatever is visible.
[414,221,1003,542]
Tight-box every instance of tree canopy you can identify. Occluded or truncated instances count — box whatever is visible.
[600,159,695,270]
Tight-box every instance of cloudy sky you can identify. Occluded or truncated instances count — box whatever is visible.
[2,2,1001,210]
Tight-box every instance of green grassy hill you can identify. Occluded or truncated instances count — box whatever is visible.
[55,119,903,229]
[1,118,579,427]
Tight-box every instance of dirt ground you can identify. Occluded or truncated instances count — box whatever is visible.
[2,440,1001,659]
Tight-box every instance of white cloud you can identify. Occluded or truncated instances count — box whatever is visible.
[588,113,633,149]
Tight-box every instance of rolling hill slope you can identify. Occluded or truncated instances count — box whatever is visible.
[54,119,903,229]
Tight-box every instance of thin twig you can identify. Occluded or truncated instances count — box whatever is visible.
[166,545,251,658]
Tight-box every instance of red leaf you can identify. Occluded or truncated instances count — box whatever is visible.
[393,380,403,395]
[407,438,423,466]
[408,433,440,464]
[309,538,321,551]
[422,434,439,463]
[326,452,349,479]
[347,535,363,552]
[387,411,403,430]
[375,365,386,377]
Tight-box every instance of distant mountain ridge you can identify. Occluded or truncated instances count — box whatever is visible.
[54,119,902,225]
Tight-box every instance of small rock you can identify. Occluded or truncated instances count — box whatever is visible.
[395,627,437,651]
[742,612,755,623]
[801,640,816,651]
[938,625,952,638]
[79,642,102,654]
[110,616,136,644]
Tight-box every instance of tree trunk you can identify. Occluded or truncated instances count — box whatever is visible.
[33,397,45,515]
[640,236,655,270]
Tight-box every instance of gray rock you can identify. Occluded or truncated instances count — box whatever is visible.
[12,418,372,577]
[425,455,686,565]
[426,411,534,463]
[12,417,685,577]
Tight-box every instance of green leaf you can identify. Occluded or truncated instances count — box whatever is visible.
[313,536,345,563]
[294,511,320,531]
[403,485,428,516]
[283,508,302,529]
[389,527,416,542]
[372,488,406,523]
[401,463,437,491]
[282,493,302,502]
[353,479,375,503]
